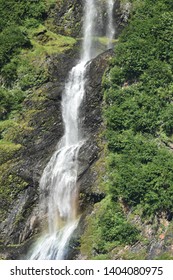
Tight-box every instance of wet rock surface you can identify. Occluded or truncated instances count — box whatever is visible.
[0,1,132,260]
[78,50,114,207]
[0,48,80,258]
[52,0,83,37]
[0,44,113,259]
[66,50,114,259]
[113,0,132,38]
[52,0,131,39]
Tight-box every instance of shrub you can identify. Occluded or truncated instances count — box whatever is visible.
[0,88,25,120]
[0,26,30,68]
[103,0,173,220]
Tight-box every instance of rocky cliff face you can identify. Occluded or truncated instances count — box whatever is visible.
[0,48,114,260]
[65,50,115,260]
[0,47,80,259]
[50,0,131,38]
[53,0,83,37]
[78,50,115,207]
[0,0,132,259]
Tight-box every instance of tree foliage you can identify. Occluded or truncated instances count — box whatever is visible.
[0,0,49,120]
[103,0,173,222]
[0,0,46,32]
[0,26,30,68]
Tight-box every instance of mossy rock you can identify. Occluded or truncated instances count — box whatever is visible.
[0,160,29,221]
[53,0,83,37]
[0,141,21,165]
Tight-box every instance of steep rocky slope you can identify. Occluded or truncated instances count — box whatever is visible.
[2,0,172,261]
[78,0,173,260]
[0,0,126,259]
[0,0,82,259]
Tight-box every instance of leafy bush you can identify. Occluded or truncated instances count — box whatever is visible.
[0,0,50,69]
[80,197,140,256]
[0,88,25,120]
[103,0,173,220]
[97,205,139,253]
[107,132,173,215]
[1,60,18,86]
[0,0,46,31]
[0,26,30,68]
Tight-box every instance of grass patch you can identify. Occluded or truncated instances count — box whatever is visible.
[95,36,118,46]
[28,24,77,55]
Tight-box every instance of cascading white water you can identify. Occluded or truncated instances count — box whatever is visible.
[28,0,115,260]
[82,0,96,62]
[106,0,115,48]
[28,0,96,260]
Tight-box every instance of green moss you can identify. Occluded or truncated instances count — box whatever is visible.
[92,254,110,260]
[91,147,107,193]
[0,120,19,137]
[119,249,148,260]
[155,252,173,260]
[1,119,33,143]
[80,205,101,259]
[0,141,21,165]
[27,24,77,55]
[45,0,57,7]
[0,162,28,196]
[80,196,140,259]
[95,36,118,46]
[2,24,77,91]
[0,160,28,222]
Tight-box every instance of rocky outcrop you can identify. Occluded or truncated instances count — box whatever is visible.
[50,0,131,39]
[0,0,131,260]
[0,44,113,260]
[0,47,80,259]
[50,0,83,37]
[65,50,114,260]
[113,0,132,38]
[78,50,114,208]
[94,0,132,38]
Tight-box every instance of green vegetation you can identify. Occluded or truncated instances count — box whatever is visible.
[1,0,173,260]
[0,26,30,69]
[0,0,49,68]
[0,0,47,32]
[0,160,28,222]
[0,0,76,161]
[0,141,21,165]
[80,196,139,258]
[104,0,173,217]
[105,131,173,217]
[80,0,173,259]
[0,0,77,242]
[0,88,25,120]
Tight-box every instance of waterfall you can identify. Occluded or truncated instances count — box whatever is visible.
[82,0,96,62]
[27,0,115,260]
[28,0,96,260]
[106,0,115,48]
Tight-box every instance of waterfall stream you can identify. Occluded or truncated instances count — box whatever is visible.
[28,0,114,260]
[106,0,115,48]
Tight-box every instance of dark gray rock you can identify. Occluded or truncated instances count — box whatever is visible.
[77,50,114,211]
[64,50,114,259]
[51,0,131,39]
[113,0,132,38]
[0,186,37,245]
[0,0,131,260]
[53,0,83,37]
[0,49,80,256]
